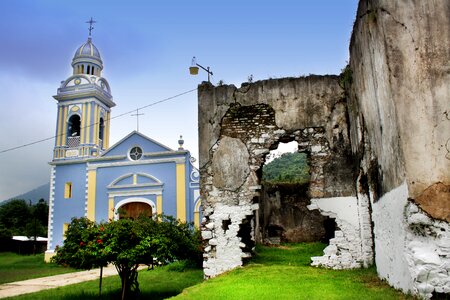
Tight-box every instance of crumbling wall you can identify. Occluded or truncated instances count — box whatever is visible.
[308,195,373,269]
[198,0,449,297]
[199,77,371,278]
[348,0,450,297]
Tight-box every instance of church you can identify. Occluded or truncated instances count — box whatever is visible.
[44,33,200,261]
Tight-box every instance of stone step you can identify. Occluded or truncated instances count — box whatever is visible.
[266,237,281,244]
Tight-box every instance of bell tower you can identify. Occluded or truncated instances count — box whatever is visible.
[52,27,115,160]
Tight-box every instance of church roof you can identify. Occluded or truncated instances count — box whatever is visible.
[101,131,180,158]
[72,37,103,68]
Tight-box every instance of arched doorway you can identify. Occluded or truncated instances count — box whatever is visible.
[118,202,152,219]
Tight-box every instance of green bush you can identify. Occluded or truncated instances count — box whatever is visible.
[52,215,202,300]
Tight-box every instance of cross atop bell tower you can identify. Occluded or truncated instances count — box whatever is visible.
[86,17,96,37]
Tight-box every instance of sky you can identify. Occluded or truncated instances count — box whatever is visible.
[0,0,359,201]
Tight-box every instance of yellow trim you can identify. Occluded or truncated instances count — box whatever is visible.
[194,212,200,228]
[108,197,114,220]
[93,105,99,146]
[56,107,63,147]
[44,252,55,262]
[176,163,186,222]
[86,102,91,144]
[63,223,69,239]
[86,169,97,221]
[104,111,110,149]
[61,106,68,146]
[194,199,202,228]
[81,103,86,144]
[157,195,163,215]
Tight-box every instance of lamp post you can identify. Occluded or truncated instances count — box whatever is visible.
[189,56,213,82]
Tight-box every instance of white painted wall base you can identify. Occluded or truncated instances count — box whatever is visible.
[44,250,55,262]
[308,196,373,269]
[202,203,258,278]
[372,181,450,299]
[372,182,413,292]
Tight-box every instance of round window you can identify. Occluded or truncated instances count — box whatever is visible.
[129,146,143,161]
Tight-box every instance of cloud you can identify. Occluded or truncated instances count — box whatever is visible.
[0,71,55,200]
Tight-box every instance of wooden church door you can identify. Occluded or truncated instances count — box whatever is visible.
[118,202,152,219]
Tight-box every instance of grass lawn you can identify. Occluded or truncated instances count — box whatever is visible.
[0,252,77,284]
[7,243,416,299]
[8,262,203,300]
[174,243,416,300]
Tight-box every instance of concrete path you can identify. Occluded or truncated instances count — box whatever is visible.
[0,265,119,299]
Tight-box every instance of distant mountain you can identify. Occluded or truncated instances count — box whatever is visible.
[2,183,50,205]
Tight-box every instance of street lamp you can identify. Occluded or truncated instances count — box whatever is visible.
[189,56,213,82]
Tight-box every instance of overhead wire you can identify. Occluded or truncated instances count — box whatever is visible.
[0,87,198,154]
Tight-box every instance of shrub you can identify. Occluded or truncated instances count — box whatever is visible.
[52,215,202,300]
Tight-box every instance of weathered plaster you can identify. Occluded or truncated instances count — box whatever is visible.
[349,0,450,215]
[211,136,250,191]
[348,1,450,296]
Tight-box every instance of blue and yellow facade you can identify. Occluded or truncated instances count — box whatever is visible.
[45,37,200,262]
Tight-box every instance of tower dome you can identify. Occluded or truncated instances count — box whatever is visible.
[71,37,103,76]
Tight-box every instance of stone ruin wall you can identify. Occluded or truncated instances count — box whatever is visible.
[347,0,450,297]
[198,0,450,298]
[198,77,373,278]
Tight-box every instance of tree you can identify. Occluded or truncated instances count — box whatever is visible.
[0,199,49,239]
[0,200,31,237]
[25,199,49,239]
[262,152,310,184]
[52,215,202,300]
[33,199,49,229]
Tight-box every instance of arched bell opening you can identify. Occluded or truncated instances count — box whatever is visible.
[67,114,81,148]
[98,117,104,149]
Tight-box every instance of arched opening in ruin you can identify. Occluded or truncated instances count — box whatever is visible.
[258,139,336,246]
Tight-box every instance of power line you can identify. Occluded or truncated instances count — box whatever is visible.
[0,87,198,154]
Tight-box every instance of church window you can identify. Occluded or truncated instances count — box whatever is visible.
[87,65,90,75]
[64,182,72,198]
[81,65,84,74]
[129,146,143,161]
